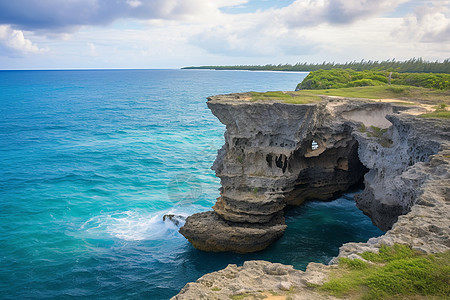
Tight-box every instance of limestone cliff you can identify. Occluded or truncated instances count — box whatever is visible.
[180,95,373,252]
[180,94,446,252]
[354,114,445,230]
[174,94,449,299]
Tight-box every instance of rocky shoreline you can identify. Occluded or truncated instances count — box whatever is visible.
[173,94,449,299]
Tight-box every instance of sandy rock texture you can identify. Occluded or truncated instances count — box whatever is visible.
[172,260,338,300]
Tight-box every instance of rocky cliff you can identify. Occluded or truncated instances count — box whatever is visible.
[174,94,449,299]
[180,94,448,252]
[180,95,371,253]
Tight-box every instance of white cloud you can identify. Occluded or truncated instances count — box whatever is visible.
[0,0,250,33]
[0,25,44,57]
[0,0,448,68]
[190,20,318,57]
[126,0,143,8]
[277,0,409,28]
[186,0,410,57]
[395,1,450,43]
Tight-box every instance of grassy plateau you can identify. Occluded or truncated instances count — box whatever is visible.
[248,69,450,118]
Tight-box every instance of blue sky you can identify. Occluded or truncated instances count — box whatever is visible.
[0,0,449,69]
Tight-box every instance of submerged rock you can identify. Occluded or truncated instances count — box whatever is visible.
[163,214,186,227]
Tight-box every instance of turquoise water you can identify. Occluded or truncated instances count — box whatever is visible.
[0,70,383,299]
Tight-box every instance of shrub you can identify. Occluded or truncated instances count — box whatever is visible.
[347,79,384,87]
[297,69,450,90]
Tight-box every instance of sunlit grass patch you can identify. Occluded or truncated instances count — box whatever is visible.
[248,86,449,105]
[319,244,450,299]
[419,111,450,119]
[420,103,450,118]
[298,85,450,103]
[249,91,322,104]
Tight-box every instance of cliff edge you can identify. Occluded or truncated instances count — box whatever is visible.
[174,93,449,299]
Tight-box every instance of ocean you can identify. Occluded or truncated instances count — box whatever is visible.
[0,69,383,299]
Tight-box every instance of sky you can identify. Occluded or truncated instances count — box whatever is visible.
[0,0,449,69]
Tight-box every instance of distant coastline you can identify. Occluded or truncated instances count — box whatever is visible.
[182,58,450,73]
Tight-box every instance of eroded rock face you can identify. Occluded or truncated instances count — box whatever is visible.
[180,95,375,253]
[353,114,445,230]
[179,94,447,253]
[174,95,450,299]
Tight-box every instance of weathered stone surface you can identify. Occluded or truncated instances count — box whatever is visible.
[174,94,450,299]
[338,151,450,257]
[172,260,338,300]
[180,95,369,253]
[354,114,446,230]
[179,211,286,253]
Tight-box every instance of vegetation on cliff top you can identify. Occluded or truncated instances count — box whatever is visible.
[247,70,449,118]
[183,58,450,73]
[249,86,450,105]
[419,104,450,119]
[296,69,450,90]
[319,244,450,300]
[249,91,322,104]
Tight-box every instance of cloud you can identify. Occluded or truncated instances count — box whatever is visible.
[190,22,318,57]
[278,0,409,28]
[0,0,447,68]
[0,0,249,33]
[0,25,44,57]
[395,1,450,43]
[187,0,409,57]
[0,0,409,35]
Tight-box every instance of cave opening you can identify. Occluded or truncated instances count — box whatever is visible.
[281,136,369,209]
[278,137,384,261]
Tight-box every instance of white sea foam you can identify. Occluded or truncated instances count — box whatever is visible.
[80,209,191,241]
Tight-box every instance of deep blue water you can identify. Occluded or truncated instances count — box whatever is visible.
[0,69,383,299]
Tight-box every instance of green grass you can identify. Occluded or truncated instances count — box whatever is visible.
[319,244,450,300]
[249,85,450,107]
[297,85,450,103]
[419,111,450,118]
[247,85,449,106]
[360,126,392,147]
[229,292,254,300]
[420,102,450,118]
[249,91,322,104]
[366,126,387,138]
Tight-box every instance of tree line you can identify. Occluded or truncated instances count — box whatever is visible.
[182,58,450,73]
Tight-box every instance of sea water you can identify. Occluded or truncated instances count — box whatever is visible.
[0,69,383,299]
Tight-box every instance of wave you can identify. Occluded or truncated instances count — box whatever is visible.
[80,209,191,241]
